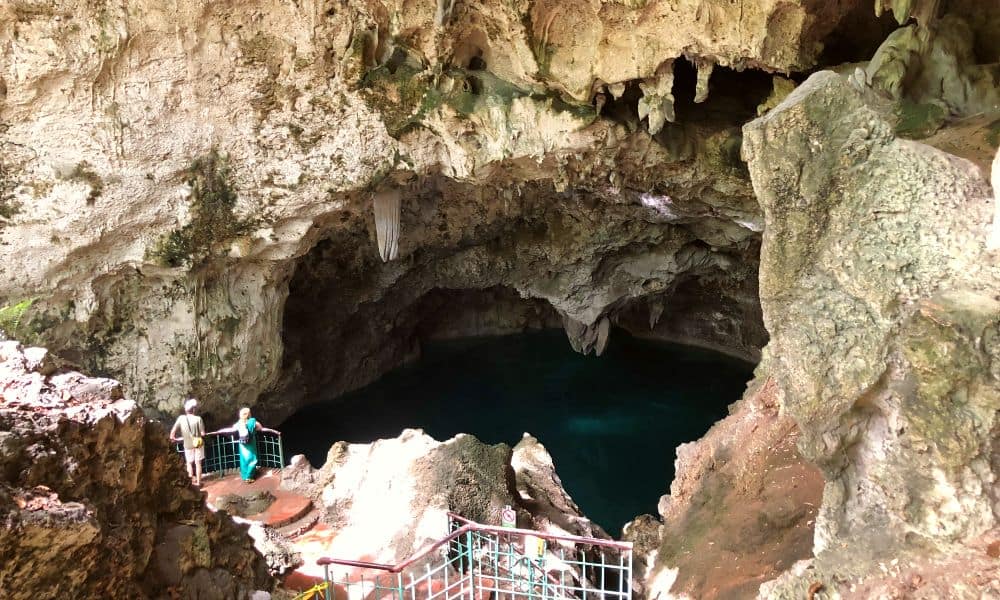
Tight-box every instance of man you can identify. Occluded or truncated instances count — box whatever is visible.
[169,398,206,486]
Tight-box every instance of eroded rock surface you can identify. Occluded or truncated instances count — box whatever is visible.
[0,341,272,599]
[280,429,611,562]
[0,0,873,422]
[624,378,824,600]
[743,70,999,597]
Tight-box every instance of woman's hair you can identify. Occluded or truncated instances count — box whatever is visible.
[239,407,251,419]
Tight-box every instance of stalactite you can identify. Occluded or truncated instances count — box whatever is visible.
[694,60,714,104]
[560,313,612,356]
[594,317,611,357]
[435,0,456,27]
[874,0,940,25]
[638,60,675,135]
[373,189,401,262]
[648,301,665,330]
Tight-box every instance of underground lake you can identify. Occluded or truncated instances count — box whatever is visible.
[279,329,755,534]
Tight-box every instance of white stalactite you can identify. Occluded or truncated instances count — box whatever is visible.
[638,60,675,135]
[373,189,401,262]
[594,317,611,356]
[694,60,714,104]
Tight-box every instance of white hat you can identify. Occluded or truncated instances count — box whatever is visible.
[184,398,198,412]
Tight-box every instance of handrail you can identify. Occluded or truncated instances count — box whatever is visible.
[447,512,633,551]
[316,512,632,570]
[173,429,285,475]
[318,524,474,571]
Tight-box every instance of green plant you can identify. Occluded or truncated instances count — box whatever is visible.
[148,151,257,268]
[0,298,36,339]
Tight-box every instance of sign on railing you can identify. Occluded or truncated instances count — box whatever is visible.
[173,431,285,475]
[313,513,633,600]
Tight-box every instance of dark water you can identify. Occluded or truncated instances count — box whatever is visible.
[280,329,753,534]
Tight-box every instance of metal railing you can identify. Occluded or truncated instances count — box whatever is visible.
[313,513,632,600]
[173,431,285,476]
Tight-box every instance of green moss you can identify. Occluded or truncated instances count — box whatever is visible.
[361,63,442,136]
[895,100,948,139]
[534,92,597,123]
[219,315,241,338]
[360,52,594,138]
[0,298,36,339]
[148,151,257,268]
[986,117,1000,149]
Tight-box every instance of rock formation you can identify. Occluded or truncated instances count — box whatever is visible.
[0,0,860,422]
[279,428,610,565]
[740,67,999,599]
[0,341,273,599]
[625,378,823,599]
[1,0,999,598]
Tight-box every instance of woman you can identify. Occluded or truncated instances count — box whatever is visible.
[214,407,280,483]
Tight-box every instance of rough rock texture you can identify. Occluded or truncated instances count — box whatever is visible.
[743,70,999,596]
[279,429,520,564]
[511,433,608,541]
[0,0,892,421]
[0,341,272,599]
[623,378,824,600]
[279,428,610,566]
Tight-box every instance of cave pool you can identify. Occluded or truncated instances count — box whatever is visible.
[280,329,754,534]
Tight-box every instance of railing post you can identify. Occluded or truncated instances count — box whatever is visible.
[465,530,476,600]
[324,564,332,600]
[278,433,285,470]
[397,571,404,600]
[626,548,633,600]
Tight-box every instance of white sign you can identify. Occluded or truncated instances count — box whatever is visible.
[501,506,516,528]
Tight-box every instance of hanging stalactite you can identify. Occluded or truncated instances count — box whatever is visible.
[373,189,401,262]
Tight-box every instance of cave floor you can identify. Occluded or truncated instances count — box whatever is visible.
[202,470,313,529]
[202,471,346,592]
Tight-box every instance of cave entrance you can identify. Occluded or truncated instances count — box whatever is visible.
[279,326,754,534]
[273,177,765,534]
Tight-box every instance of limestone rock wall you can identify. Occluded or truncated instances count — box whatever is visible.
[743,71,999,596]
[0,341,272,599]
[0,0,818,421]
[624,378,824,599]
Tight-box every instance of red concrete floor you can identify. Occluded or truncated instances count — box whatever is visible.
[202,469,312,528]
[201,469,339,592]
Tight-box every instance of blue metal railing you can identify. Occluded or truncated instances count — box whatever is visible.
[315,513,633,600]
[173,431,285,476]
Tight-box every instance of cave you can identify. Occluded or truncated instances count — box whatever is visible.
[4,0,998,596]
[272,173,765,533]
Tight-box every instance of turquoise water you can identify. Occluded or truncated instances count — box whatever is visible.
[280,329,753,534]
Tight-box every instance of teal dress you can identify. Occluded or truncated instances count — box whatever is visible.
[238,417,258,481]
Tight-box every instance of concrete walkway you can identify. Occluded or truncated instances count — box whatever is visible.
[201,470,343,592]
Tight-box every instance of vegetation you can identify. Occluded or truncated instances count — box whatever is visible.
[0,298,35,339]
[148,151,257,268]
[66,161,104,204]
[360,57,595,138]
